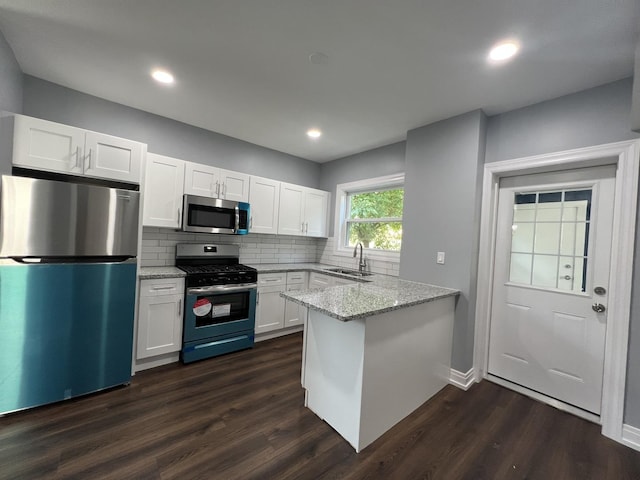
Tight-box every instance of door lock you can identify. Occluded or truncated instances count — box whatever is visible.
[592,303,606,313]
[594,286,607,295]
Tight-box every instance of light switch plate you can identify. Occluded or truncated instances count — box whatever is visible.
[436,251,445,264]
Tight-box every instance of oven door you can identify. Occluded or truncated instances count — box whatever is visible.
[183,284,257,342]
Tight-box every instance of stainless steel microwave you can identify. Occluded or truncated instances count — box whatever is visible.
[182,195,250,235]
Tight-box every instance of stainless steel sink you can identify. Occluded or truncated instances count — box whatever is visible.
[325,268,373,277]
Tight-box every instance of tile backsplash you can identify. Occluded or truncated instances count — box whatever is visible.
[140,229,400,276]
[316,237,400,277]
[140,227,319,267]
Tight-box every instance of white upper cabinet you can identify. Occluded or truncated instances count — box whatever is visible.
[249,176,280,234]
[278,183,329,237]
[184,162,219,197]
[143,153,185,228]
[220,169,250,203]
[278,183,305,236]
[184,161,249,202]
[9,114,144,184]
[304,189,329,237]
[84,131,143,183]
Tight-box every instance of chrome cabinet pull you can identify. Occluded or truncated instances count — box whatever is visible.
[215,181,220,197]
[75,146,82,170]
[178,299,182,316]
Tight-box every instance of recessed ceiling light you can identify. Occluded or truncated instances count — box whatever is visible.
[488,41,520,62]
[151,69,175,84]
[307,128,322,139]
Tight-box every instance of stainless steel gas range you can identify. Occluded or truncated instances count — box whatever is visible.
[175,244,257,364]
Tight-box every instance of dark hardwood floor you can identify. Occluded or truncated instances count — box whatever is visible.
[2,333,640,479]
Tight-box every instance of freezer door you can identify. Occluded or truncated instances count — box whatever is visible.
[0,175,139,257]
[0,261,137,414]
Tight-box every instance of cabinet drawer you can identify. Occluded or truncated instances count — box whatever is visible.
[140,277,185,297]
[286,271,308,285]
[309,272,333,289]
[258,272,286,287]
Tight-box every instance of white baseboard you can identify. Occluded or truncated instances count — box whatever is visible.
[449,367,475,390]
[622,424,640,451]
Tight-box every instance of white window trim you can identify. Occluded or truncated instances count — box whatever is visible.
[333,173,405,262]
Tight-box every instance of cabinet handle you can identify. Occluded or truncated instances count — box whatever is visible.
[178,299,182,317]
[256,292,260,304]
[216,181,220,197]
[85,148,91,172]
[263,278,282,282]
[250,216,253,229]
[222,183,227,197]
[151,285,175,291]
[75,146,82,170]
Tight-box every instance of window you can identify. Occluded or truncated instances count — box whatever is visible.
[335,174,405,256]
[509,188,591,292]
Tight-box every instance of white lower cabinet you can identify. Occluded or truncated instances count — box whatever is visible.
[256,271,309,336]
[136,277,185,361]
[256,272,286,334]
[284,271,308,328]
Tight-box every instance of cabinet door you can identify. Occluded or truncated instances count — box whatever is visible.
[304,189,329,237]
[137,293,183,359]
[278,183,305,236]
[249,176,280,234]
[220,169,250,202]
[12,115,85,174]
[334,277,356,286]
[255,285,285,334]
[84,131,144,184]
[184,162,219,198]
[284,284,307,327]
[309,272,333,289]
[143,153,185,228]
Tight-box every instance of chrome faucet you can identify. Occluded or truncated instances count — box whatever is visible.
[353,242,367,273]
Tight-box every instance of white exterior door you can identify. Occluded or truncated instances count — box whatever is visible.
[488,165,615,415]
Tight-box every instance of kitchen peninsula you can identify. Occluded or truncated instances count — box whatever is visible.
[281,273,458,452]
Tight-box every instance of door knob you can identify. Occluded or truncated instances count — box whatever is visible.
[592,303,606,313]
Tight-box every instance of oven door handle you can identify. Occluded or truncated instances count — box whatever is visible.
[187,283,257,295]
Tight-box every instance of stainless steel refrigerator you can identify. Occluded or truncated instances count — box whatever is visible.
[0,175,140,414]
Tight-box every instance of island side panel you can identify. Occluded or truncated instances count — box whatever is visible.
[304,310,366,451]
[358,296,455,451]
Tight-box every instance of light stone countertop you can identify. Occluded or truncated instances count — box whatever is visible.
[138,266,186,279]
[249,262,459,321]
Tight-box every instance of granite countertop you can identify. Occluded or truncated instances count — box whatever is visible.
[248,262,459,321]
[138,266,186,279]
[281,278,458,321]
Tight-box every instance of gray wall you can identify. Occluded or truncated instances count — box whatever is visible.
[632,43,640,132]
[0,29,22,115]
[484,78,640,427]
[486,78,638,163]
[400,110,486,372]
[22,76,321,188]
[319,141,406,236]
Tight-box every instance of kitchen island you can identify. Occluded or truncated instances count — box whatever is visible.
[282,277,458,452]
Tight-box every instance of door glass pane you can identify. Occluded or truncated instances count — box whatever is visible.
[534,223,561,254]
[509,253,532,284]
[511,223,534,252]
[508,188,591,292]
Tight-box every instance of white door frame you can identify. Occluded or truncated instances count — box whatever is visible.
[473,139,640,443]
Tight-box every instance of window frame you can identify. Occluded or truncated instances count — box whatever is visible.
[334,173,405,261]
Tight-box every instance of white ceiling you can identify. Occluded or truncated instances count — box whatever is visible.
[0,1,638,163]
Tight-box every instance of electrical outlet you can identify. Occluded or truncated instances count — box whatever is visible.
[436,251,445,264]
